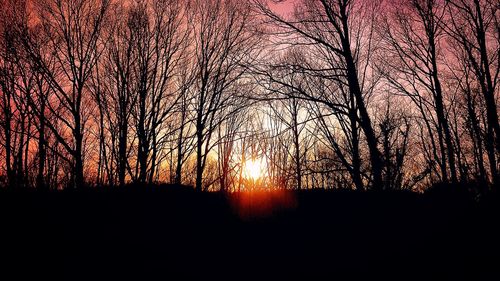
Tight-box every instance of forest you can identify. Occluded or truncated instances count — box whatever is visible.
[1,0,499,279]
[0,0,499,192]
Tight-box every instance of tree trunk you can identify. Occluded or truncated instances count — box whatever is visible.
[174,127,184,185]
[429,35,457,183]
[292,99,302,190]
[349,98,364,191]
[195,128,203,192]
[137,90,148,184]
[37,98,46,190]
[74,133,84,189]
[475,1,499,184]
[344,53,383,190]
[118,118,127,187]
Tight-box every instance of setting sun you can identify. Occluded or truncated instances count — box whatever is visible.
[243,159,266,180]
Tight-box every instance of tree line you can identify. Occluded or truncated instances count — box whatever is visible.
[0,0,498,191]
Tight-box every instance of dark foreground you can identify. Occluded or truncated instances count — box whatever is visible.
[1,184,499,280]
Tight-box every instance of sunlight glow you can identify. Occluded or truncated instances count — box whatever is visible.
[243,159,266,181]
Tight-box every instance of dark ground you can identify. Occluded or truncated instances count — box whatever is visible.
[0,183,499,280]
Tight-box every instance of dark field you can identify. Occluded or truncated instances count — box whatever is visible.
[1,184,499,280]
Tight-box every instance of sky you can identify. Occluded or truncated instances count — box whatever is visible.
[268,0,295,16]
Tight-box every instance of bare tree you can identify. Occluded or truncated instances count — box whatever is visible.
[18,0,111,189]
[125,0,189,185]
[445,0,499,184]
[380,0,458,183]
[190,0,260,191]
[255,0,385,189]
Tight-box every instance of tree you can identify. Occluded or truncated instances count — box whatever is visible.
[190,0,260,191]
[255,0,384,189]
[126,0,189,185]
[380,0,458,183]
[20,0,111,189]
[445,0,499,185]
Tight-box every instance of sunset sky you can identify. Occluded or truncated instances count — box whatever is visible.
[268,0,295,15]
[0,0,498,192]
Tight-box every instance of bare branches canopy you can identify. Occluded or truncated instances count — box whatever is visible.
[0,0,498,191]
